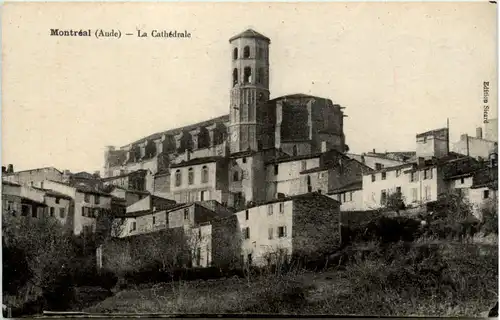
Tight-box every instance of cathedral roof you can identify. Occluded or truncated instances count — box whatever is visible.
[229,29,270,43]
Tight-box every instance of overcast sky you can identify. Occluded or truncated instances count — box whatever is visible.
[2,2,497,173]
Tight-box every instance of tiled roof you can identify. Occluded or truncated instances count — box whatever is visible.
[124,114,229,148]
[32,187,73,200]
[2,181,21,187]
[170,156,225,168]
[229,29,270,42]
[2,166,63,176]
[471,167,498,190]
[328,181,363,194]
[101,169,147,181]
[251,191,340,207]
[416,128,448,138]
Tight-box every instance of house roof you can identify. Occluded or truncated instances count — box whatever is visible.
[170,156,225,168]
[124,114,229,148]
[2,166,63,176]
[229,29,270,43]
[265,152,323,165]
[366,163,416,175]
[471,166,498,190]
[2,181,21,187]
[101,169,148,181]
[251,191,340,207]
[32,187,73,200]
[47,180,111,197]
[416,128,448,138]
[328,181,363,194]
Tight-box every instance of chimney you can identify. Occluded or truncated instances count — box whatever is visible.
[476,127,483,139]
[372,148,376,154]
[1,166,6,173]
[7,164,14,173]
[360,155,365,164]
[93,171,100,178]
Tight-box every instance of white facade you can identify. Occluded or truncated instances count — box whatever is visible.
[235,200,293,266]
[265,157,320,200]
[329,189,364,211]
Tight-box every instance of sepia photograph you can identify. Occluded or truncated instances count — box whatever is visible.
[1,1,498,317]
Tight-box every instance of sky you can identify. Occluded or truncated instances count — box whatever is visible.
[2,2,498,173]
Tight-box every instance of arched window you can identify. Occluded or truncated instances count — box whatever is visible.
[243,46,250,58]
[233,48,238,60]
[233,171,239,182]
[201,166,209,183]
[233,68,238,87]
[188,168,194,185]
[175,170,182,187]
[244,67,252,83]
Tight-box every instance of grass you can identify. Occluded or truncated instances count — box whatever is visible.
[85,241,498,316]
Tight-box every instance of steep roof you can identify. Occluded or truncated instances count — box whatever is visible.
[229,29,270,43]
[124,114,229,148]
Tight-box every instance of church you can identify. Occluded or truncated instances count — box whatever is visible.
[102,29,349,210]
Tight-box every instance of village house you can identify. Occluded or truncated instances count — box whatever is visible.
[327,181,364,211]
[169,156,229,205]
[35,180,113,235]
[233,192,340,267]
[2,165,63,186]
[451,126,497,161]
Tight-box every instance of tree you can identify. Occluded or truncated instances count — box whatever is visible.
[384,191,406,216]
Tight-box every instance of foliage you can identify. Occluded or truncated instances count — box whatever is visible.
[480,202,498,235]
[384,191,406,214]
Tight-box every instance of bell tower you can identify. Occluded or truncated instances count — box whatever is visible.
[228,29,271,153]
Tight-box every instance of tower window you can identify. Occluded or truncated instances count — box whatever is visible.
[201,165,209,183]
[244,67,252,83]
[188,168,194,185]
[243,46,250,58]
[233,47,238,60]
[232,68,238,87]
[175,169,182,187]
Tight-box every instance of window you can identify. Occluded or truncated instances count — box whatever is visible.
[245,210,249,220]
[188,168,194,185]
[410,172,418,182]
[198,228,202,239]
[256,68,262,84]
[301,161,307,171]
[247,253,253,265]
[424,186,431,200]
[268,227,274,240]
[292,145,298,156]
[396,186,401,194]
[232,68,238,87]
[50,207,55,217]
[32,208,37,218]
[93,208,99,218]
[268,204,273,215]
[55,198,60,204]
[274,165,279,175]
[396,169,401,177]
[375,163,383,170]
[460,177,465,184]
[243,46,250,58]
[381,172,387,180]
[59,208,65,218]
[342,193,346,203]
[381,190,387,205]
[371,174,376,182]
[233,47,238,60]
[244,67,252,83]
[201,166,209,183]
[153,216,156,225]
[130,221,137,232]
[233,171,239,182]
[175,170,182,186]
[412,188,418,202]
[242,157,247,164]
[19,204,28,216]
[184,208,189,220]
[200,190,206,201]
[278,226,287,238]
[95,195,100,204]
[196,247,201,266]
[348,192,353,202]
[244,227,250,239]
[279,202,284,213]
[484,190,490,199]
[84,194,90,202]
[424,169,433,180]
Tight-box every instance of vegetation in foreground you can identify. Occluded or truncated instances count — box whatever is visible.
[86,241,498,316]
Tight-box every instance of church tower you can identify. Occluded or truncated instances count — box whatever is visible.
[228,29,271,153]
